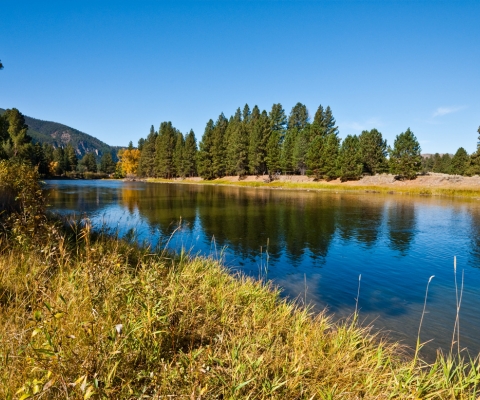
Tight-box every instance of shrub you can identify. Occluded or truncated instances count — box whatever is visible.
[0,160,50,245]
[0,159,44,218]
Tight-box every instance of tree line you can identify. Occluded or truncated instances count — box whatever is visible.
[0,108,118,176]
[2,105,480,181]
[135,102,480,180]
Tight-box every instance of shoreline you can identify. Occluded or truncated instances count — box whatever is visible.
[4,160,480,398]
[146,173,480,199]
[4,216,480,398]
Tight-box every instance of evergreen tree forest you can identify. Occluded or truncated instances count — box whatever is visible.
[0,108,115,177]
[138,103,420,181]
[2,106,479,181]
[135,104,480,181]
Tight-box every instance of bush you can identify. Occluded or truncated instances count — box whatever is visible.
[83,171,109,180]
[0,159,44,219]
[0,160,54,248]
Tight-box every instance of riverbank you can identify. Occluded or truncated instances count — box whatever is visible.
[2,223,480,399]
[2,160,480,398]
[148,173,480,198]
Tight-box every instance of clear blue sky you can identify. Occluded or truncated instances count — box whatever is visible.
[1,1,479,153]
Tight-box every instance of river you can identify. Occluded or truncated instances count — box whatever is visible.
[45,179,480,360]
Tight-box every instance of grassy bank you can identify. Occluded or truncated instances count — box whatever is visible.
[2,226,480,399]
[148,177,480,199]
[2,161,480,398]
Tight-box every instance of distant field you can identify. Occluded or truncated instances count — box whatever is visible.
[148,173,480,198]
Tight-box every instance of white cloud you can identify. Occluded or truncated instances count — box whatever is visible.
[433,106,465,117]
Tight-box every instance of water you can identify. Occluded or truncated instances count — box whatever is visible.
[45,180,480,359]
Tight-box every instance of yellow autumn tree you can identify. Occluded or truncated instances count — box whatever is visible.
[117,148,141,176]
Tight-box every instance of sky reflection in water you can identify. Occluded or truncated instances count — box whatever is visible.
[45,180,480,360]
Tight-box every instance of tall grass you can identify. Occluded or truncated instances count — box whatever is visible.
[1,223,480,398]
[2,162,480,398]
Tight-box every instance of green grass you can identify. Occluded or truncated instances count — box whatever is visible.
[148,177,480,199]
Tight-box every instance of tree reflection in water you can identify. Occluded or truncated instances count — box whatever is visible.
[45,180,480,359]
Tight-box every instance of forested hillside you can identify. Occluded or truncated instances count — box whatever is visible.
[0,108,116,159]
[0,108,119,177]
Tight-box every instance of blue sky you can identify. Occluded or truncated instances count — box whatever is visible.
[1,1,479,153]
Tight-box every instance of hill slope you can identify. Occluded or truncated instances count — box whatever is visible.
[0,108,118,158]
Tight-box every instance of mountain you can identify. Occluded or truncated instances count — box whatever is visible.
[0,108,118,159]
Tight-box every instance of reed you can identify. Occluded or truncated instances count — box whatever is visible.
[413,275,435,366]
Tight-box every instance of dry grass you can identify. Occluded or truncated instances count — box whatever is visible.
[2,161,480,399]
[148,177,480,199]
[1,222,480,399]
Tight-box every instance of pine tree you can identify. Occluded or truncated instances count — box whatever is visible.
[80,152,98,173]
[269,103,287,136]
[431,153,443,173]
[287,102,309,130]
[197,119,215,179]
[358,129,388,175]
[305,118,328,175]
[421,155,434,173]
[266,130,282,174]
[211,113,228,178]
[53,147,66,175]
[307,133,340,180]
[42,143,55,174]
[155,122,176,178]
[440,153,452,173]
[226,108,250,176]
[304,114,327,175]
[100,152,116,174]
[65,144,78,172]
[389,128,422,179]
[282,103,309,174]
[293,128,309,175]
[259,111,272,173]
[225,109,243,175]
[281,128,297,174]
[173,131,185,177]
[138,126,157,177]
[2,108,31,158]
[248,110,270,175]
[450,147,469,175]
[250,105,260,124]
[319,134,340,180]
[245,105,261,174]
[338,134,363,181]
[324,106,338,136]
[242,104,251,125]
[183,130,198,177]
[313,105,325,127]
[306,134,324,179]
[265,104,286,174]
[32,143,49,175]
